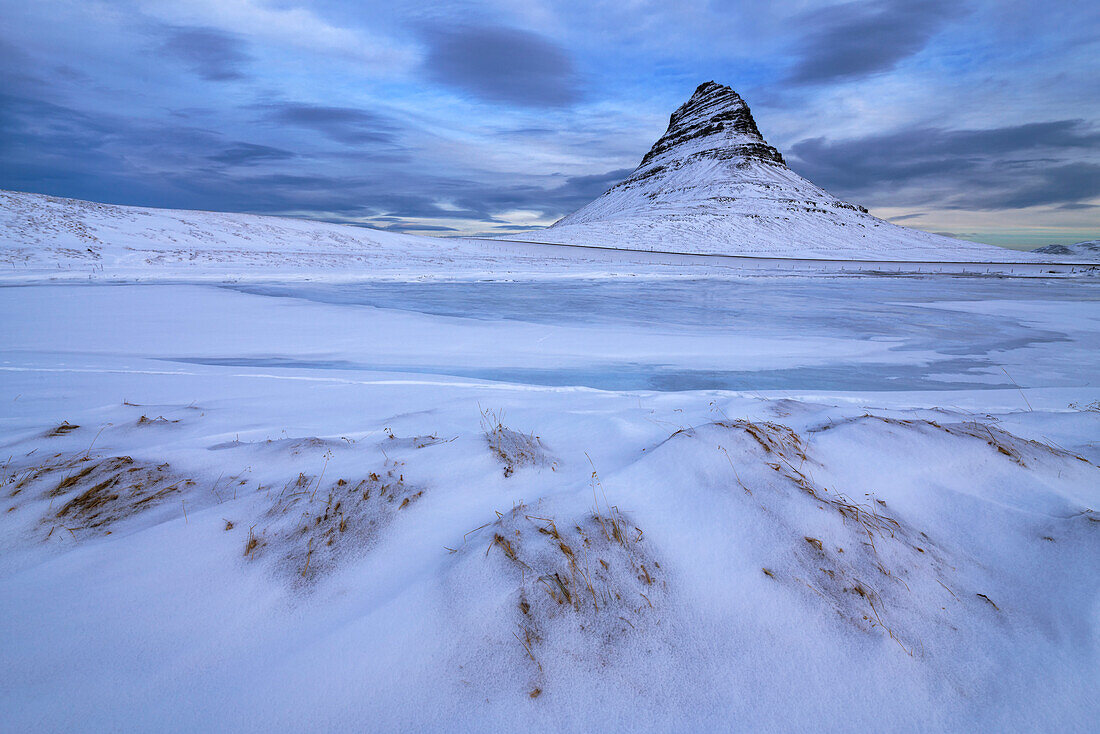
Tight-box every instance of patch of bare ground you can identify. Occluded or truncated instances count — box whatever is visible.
[481,408,556,477]
[245,459,426,585]
[455,494,663,696]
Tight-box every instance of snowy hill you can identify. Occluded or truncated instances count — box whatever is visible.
[519,82,1028,261]
[1033,240,1100,259]
[0,189,691,281]
[0,189,489,279]
[4,189,1071,284]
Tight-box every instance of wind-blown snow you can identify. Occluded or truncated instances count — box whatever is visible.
[0,274,1097,732]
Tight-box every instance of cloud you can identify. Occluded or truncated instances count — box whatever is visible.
[160,26,250,81]
[369,222,460,232]
[963,162,1100,210]
[788,119,1100,210]
[3,0,1095,243]
[422,25,581,107]
[208,143,296,166]
[259,103,399,145]
[394,167,634,226]
[787,0,964,84]
[0,86,638,231]
[540,168,634,217]
[139,0,414,70]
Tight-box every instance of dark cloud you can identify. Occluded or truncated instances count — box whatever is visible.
[787,0,964,84]
[161,26,250,81]
[369,222,460,232]
[541,168,634,217]
[0,90,524,224]
[963,162,1100,210]
[501,127,557,137]
[788,120,1100,210]
[0,93,249,208]
[208,143,296,166]
[422,25,581,107]
[0,94,110,148]
[390,167,634,227]
[259,103,399,145]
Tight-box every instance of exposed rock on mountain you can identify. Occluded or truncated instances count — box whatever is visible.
[521,82,1029,261]
[1033,240,1100,259]
[634,81,788,171]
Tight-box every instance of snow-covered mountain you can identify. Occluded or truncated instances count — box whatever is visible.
[520,82,1026,261]
[1033,240,1100,259]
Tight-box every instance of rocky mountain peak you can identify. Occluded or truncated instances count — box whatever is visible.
[517,80,1019,262]
[637,81,785,169]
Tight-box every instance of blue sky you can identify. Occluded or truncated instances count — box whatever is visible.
[2,0,1098,247]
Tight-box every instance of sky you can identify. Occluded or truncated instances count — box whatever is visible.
[1,0,1098,248]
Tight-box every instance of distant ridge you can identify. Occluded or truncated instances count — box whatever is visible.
[520,82,1030,262]
[1033,240,1100,259]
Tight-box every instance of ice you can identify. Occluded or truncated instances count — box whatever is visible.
[182,277,1099,392]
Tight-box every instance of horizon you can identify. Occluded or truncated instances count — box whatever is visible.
[3,1,1098,249]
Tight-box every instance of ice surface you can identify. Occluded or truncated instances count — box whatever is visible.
[221,278,1096,391]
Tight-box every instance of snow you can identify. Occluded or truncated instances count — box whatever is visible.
[1034,240,1100,259]
[0,191,1089,285]
[506,83,1039,263]
[516,158,1033,261]
[1,190,1099,731]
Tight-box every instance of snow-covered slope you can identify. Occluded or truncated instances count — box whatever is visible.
[1034,240,1100,259]
[0,188,487,279]
[1,279,1098,731]
[2,189,714,281]
[520,82,1027,261]
[5,189,1071,283]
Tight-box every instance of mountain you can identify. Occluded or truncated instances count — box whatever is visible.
[519,82,1026,261]
[1033,240,1100,259]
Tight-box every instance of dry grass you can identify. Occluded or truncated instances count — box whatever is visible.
[382,432,459,450]
[2,451,191,537]
[244,525,262,558]
[52,456,184,532]
[812,414,1093,468]
[136,415,180,426]
[480,408,555,477]
[467,495,662,692]
[248,459,425,584]
[684,419,972,655]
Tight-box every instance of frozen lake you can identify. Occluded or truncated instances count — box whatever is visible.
[2,275,1096,396]
[210,276,1100,393]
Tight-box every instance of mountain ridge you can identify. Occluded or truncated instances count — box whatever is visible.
[1033,240,1100,259]
[520,82,1028,261]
